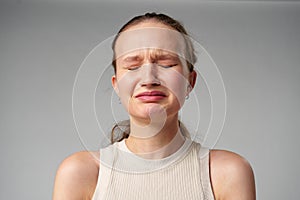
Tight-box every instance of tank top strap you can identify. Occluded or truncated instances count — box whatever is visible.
[198,147,215,200]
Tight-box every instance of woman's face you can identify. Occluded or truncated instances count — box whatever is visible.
[112,21,196,124]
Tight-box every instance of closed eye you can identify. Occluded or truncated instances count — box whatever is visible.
[158,64,178,68]
[127,65,141,71]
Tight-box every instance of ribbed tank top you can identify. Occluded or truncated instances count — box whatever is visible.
[92,138,215,200]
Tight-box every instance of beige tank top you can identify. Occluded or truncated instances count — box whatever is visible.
[92,138,215,200]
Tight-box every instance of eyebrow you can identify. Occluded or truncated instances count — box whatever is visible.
[123,55,143,62]
[154,54,178,60]
[122,51,179,63]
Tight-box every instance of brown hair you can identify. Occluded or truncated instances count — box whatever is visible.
[111,12,197,74]
[111,12,196,143]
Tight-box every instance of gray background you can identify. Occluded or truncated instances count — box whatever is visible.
[1,0,300,199]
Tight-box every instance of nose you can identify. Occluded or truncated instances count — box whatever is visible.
[140,63,160,87]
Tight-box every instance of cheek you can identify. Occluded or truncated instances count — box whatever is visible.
[159,69,189,106]
[115,72,138,105]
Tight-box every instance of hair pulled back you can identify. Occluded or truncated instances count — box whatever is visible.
[111,12,197,73]
[111,12,196,143]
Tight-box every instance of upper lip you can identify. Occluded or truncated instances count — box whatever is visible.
[135,91,167,98]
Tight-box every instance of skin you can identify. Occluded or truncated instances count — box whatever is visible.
[53,20,256,200]
[111,22,196,155]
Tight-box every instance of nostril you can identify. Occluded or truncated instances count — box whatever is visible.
[139,63,160,86]
[140,80,161,87]
[140,77,161,87]
[152,82,160,86]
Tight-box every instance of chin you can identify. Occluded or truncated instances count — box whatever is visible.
[129,103,181,122]
[130,103,165,116]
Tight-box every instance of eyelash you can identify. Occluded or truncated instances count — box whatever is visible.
[127,66,140,71]
[126,64,178,71]
[158,64,177,68]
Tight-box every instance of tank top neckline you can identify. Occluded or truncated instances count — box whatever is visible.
[117,137,190,162]
[99,137,194,173]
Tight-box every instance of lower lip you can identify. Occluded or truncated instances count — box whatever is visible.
[136,95,166,101]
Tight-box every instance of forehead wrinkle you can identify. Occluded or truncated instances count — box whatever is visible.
[115,27,188,61]
[120,51,144,63]
[148,49,179,61]
[123,55,143,62]
[120,48,179,63]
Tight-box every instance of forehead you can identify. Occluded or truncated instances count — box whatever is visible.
[114,27,186,60]
[120,49,179,61]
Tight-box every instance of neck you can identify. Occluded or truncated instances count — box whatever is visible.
[125,114,186,159]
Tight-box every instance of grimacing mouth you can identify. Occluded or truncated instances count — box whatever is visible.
[135,90,167,98]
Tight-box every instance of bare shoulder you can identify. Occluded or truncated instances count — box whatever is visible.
[53,151,100,200]
[210,150,256,200]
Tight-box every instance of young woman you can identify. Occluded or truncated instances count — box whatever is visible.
[53,13,256,200]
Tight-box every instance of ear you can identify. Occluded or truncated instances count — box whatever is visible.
[189,70,197,90]
[111,75,119,95]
